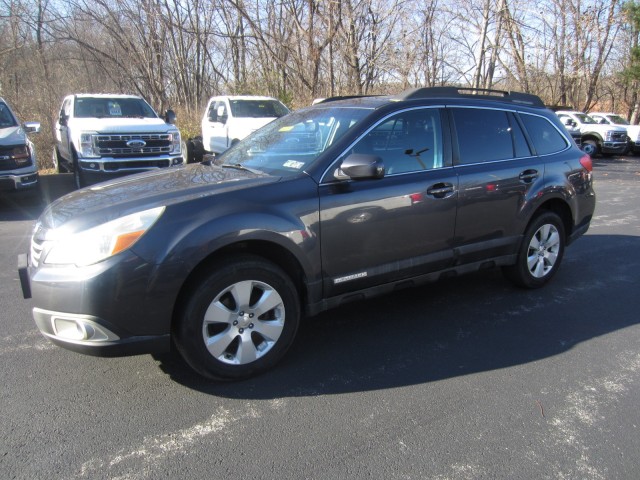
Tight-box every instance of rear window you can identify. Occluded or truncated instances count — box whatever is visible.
[520,114,569,155]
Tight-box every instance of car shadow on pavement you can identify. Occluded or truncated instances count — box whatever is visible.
[155,233,640,398]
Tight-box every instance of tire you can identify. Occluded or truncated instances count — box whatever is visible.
[72,151,85,189]
[52,147,64,173]
[581,139,598,156]
[503,211,565,289]
[174,255,300,380]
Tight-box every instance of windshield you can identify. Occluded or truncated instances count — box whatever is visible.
[229,99,290,118]
[608,114,630,125]
[217,106,371,176]
[0,102,18,128]
[575,113,596,124]
[74,97,158,119]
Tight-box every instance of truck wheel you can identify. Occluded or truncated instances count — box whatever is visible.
[174,255,300,380]
[581,139,598,156]
[52,147,65,173]
[503,211,565,289]
[72,151,86,189]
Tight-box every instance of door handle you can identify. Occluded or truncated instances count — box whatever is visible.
[427,183,455,198]
[519,170,539,182]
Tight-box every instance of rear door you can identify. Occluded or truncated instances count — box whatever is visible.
[319,107,458,297]
[449,107,546,263]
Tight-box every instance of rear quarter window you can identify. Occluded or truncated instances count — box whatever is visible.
[520,113,569,155]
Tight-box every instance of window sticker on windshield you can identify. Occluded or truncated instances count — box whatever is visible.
[283,160,304,169]
[279,126,294,132]
[108,102,122,116]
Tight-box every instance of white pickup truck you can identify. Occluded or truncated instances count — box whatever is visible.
[589,112,640,154]
[201,95,289,154]
[54,94,184,188]
[556,110,627,156]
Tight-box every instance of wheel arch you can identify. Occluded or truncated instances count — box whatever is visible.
[528,198,573,240]
[171,239,310,334]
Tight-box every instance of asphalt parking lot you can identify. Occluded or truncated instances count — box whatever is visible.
[1,159,639,479]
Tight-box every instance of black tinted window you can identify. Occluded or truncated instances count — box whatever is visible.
[520,114,568,155]
[351,108,444,173]
[452,108,514,164]
[509,113,532,158]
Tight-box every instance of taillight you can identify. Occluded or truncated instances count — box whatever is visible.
[579,154,592,172]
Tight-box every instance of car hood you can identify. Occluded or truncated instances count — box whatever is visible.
[68,117,176,133]
[39,164,280,231]
[0,125,26,145]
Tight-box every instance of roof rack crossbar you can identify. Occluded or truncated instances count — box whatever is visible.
[393,87,545,107]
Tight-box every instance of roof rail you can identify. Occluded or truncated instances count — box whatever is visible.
[313,95,381,105]
[393,87,545,108]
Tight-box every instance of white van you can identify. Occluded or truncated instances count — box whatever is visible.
[201,95,289,154]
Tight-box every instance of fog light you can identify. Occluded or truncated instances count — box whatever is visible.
[53,318,90,340]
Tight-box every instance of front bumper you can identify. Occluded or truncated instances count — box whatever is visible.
[600,141,627,154]
[18,249,176,357]
[77,155,184,183]
[0,171,39,191]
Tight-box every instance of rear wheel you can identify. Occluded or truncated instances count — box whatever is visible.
[503,211,565,288]
[174,255,300,380]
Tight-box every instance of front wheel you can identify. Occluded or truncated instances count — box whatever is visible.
[581,139,598,156]
[503,212,566,288]
[174,255,300,380]
[72,151,86,189]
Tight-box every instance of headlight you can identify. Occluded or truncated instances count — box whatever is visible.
[43,206,165,266]
[79,132,99,158]
[12,145,30,166]
[170,130,181,154]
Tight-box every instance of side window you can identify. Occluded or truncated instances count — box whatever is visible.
[451,108,514,164]
[508,112,532,158]
[520,113,569,155]
[61,98,72,119]
[351,108,444,174]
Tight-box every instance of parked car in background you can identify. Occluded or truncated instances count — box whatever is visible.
[0,98,40,196]
[201,95,289,154]
[555,110,627,156]
[590,112,640,154]
[54,94,184,189]
[20,87,595,381]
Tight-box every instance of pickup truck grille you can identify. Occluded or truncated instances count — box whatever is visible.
[95,134,173,157]
[610,131,626,142]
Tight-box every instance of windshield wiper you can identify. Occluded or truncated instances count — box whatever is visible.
[221,163,263,175]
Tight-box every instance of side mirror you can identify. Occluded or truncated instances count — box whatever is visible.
[165,109,176,124]
[337,154,385,180]
[58,114,68,126]
[23,122,41,134]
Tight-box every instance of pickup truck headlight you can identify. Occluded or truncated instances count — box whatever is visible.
[170,130,182,155]
[43,206,165,266]
[79,132,99,158]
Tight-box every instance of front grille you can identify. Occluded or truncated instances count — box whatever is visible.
[30,223,47,268]
[95,134,172,158]
[610,132,626,142]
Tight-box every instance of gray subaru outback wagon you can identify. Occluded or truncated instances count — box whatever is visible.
[19,87,595,380]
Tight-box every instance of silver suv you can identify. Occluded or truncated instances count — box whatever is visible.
[0,98,40,195]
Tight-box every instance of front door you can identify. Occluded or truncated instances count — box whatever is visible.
[319,107,458,297]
